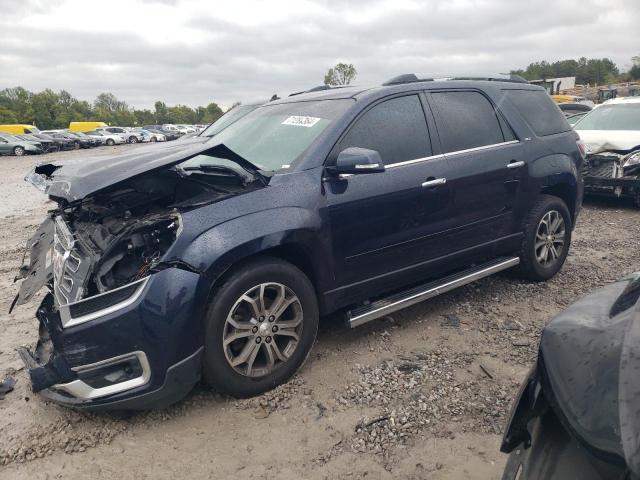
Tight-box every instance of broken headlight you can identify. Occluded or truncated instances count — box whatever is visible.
[90,213,182,295]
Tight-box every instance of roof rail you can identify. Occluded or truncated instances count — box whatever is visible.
[446,74,528,84]
[382,73,528,86]
[288,85,338,97]
[382,74,433,86]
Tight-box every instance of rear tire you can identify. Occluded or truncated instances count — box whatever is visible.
[13,146,25,156]
[150,137,157,142]
[73,141,80,150]
[106,139,115,146]
[202,257,319,398]
[129,136,138,144]
[518,195,572,281]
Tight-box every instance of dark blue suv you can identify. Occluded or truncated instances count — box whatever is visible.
[14,75,584,410]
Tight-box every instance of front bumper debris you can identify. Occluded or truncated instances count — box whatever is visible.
[17,268,205,410]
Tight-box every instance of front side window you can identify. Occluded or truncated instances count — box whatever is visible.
[337,95,432,164]
[430,91,510,153]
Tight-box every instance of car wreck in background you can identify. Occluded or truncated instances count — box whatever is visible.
[575,97,640,207]
[501,273,640,480]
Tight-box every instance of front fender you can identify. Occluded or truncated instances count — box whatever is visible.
[175,206,332,294]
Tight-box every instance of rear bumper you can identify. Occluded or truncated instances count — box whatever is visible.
[18,267,205,410]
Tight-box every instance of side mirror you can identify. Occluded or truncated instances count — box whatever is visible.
[330,147,385,175]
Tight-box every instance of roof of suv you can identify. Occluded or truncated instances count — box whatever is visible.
[271,78,541,105]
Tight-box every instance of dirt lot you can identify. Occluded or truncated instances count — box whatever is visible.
[1,147,639,480]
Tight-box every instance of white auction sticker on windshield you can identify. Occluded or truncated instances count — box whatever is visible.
[281,116,321,127]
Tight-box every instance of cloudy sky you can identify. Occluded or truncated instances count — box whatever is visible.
[1,0,639,110]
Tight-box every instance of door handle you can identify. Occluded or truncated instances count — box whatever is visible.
[421,178,447,188]
[507,160,525,169]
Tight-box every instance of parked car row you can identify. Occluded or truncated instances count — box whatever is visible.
[0,122,209,156]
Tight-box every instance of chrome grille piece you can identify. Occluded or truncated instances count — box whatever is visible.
[53,217,92,306]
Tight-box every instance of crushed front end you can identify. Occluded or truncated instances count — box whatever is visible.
[13,206,204,410]
[11,144,268,409]
[582,149,640,205]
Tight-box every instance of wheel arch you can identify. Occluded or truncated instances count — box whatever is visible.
[540,182,577,224]
[530,153,580,225]
[174,207,333,320]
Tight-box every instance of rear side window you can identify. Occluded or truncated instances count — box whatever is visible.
[505,89,571,136]
[338,95,431,164]
[429,91,511,153]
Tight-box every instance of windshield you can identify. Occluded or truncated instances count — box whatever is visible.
[575,104,640,131]
[200,104,261,138]
[202,99,352,171]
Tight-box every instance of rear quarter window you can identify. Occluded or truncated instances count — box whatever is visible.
[505,89,571,136]
[429,91,514,153]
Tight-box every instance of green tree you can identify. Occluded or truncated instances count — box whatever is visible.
[154,101,169,124]
[513,57,620,85]
[324,63,357,86]
[0,87,34,123]
[630,55,640,80]
[31,89,60,129]
[0,106,17,123]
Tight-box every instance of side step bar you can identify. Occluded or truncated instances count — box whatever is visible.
[347,256,520,328]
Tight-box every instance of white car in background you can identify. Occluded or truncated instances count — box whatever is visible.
[139,129,166,142]
[85,130,127,146]
[575,97,640,206]
[175,124,196,134]
[96,127,143,144]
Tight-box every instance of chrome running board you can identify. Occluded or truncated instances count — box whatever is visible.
[347,256,520,328]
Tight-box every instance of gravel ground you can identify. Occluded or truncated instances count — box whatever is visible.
[1,147,639,479]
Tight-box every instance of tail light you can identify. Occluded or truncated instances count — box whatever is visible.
[576,139,587,159]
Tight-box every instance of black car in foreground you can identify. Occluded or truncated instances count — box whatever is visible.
[15,134,59,153]
[501,273,640,480]
[33,133,75,151]
[13,75,584,410]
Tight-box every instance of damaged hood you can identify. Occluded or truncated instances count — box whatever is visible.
[27,141,261,202]
[540,274,640,475]
[576,130,640,154]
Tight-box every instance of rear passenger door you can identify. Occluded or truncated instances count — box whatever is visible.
[324,94,453,296]
[426,89,524,252]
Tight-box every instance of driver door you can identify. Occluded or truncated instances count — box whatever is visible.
[322,94,454,302]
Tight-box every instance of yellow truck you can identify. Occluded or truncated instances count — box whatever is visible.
[69,121,108,132]
[0,124,40,134]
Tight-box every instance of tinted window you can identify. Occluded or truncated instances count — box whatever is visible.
[338,95,431,164]
[505,89,571,136]
[430,91,508,152]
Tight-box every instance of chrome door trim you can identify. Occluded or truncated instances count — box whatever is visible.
[385,140,520,169]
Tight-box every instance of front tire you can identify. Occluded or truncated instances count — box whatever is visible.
[129,136,138,144]
[202,257,319,398]
[13,146,25,156]
[518,195,572,281]
[106,139,115,146]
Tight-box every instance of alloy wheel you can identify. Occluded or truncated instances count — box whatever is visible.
[222,282,303,377]
[535,210,566,267]
[13,146,25,156]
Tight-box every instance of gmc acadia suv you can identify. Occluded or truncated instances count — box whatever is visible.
[13,75,584,410]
